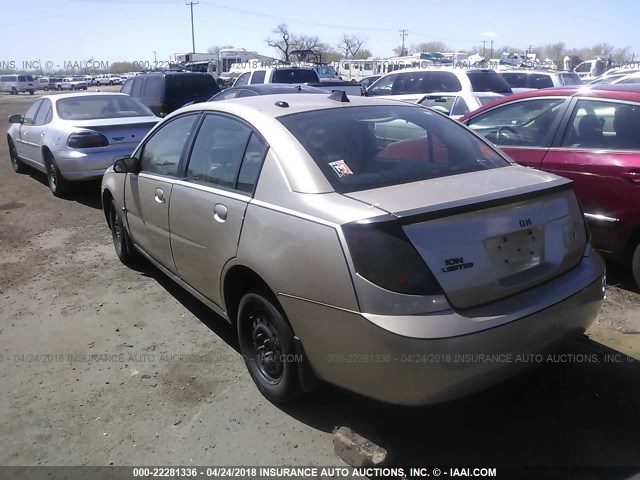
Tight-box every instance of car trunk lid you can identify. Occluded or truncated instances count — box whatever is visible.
[345,167,587,309]
[70,118,158,146]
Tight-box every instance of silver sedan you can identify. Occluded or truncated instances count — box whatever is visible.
[102,93,605,405]
[7,92,158,196]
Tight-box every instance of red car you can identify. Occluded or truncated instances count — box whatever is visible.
[461,84,640,287]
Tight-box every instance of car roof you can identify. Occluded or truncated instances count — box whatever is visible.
[176,92,416,118]
[42,92,129,102]
[223,84,328,94]
[460,83,640,120]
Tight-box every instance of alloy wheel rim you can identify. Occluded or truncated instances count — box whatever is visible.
[48,163,57,190]
[250,313,284,383]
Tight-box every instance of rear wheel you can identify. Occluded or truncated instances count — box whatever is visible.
[28,90,34,95]
[45,152,70,197]
[237,291,304,403]
[11,87,17,95]
[109,199,138,265]
[632,242,640,289]
[71,85,76,91]
[8,138,26,173]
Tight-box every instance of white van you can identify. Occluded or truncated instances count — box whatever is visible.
[0,74,36,95]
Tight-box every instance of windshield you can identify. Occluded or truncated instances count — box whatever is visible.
[279,105,509,194]
[56,95,154,120]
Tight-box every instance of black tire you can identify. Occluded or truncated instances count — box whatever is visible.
[109,199,139,265]
[8,138,26,173]
[632,242,640,290]
[71,85,76,91]
[11,87,17,95]
[237,291,304,403]
[28,89,34,95]
[45,152,70,197]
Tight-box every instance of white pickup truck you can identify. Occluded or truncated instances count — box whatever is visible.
[56,77,89,91]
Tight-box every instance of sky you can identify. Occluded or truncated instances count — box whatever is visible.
[1,0,639,70]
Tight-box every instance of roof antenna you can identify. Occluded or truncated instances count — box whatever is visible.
[328,90,350,103]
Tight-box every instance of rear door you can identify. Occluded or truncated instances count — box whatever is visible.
[124,114,199,271]
[539,97,640,255]
[169,114,267,306]
[466,97,570,168]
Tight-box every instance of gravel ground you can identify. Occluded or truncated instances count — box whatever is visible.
[0,90,638,470]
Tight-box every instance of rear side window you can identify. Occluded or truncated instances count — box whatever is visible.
[419,95,456,112]
[250,70,266,84]
[559,73,582,86]
[279,105,508,194]
[186,115,252,189]
[166,74,219,98]
[467,71,512,94]
[501,72,528,88]
[144,76,164,99]
[272,69,319,83]
[529,74,553,89]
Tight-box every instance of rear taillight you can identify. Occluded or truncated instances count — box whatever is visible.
[342,219,443,295]
[67,131,109,148]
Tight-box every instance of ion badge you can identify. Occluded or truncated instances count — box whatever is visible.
[329,160,354,177]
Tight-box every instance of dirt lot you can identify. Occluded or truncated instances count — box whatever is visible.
[0,90,639,470]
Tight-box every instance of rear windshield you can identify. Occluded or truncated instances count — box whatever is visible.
[279,105,509,194]
[272,69,319,83]
[165,74,220,98]
[467,71,512,94]
[56,95,154,120]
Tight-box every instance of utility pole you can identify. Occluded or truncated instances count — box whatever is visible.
[481,40,487,57]
[490,40,494,59]
[153,51,157,62]
[186,1,199,54]
[399,29,408,56]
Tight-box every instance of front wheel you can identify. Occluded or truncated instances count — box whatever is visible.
[8,138,26,173]
[632,242,640,289]
[45,152,70,197]
[28,89,34,95]
[11,87,17,95]
[237,291,304,403]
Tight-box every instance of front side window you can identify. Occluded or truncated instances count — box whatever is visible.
[529,74,553,89]
[467,98,567,147]
[451,97,470,116]
[23,100,43,125]
[185,115,252,189]
[366,74,397,96]
[121,78,134,95]
[279,105,509,194]
[139,115,198,176]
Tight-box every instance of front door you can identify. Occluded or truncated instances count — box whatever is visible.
[124,114,199,272]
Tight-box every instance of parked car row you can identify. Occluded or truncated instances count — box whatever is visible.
[9,77,640,407]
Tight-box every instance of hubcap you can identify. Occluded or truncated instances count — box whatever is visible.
[250,313,284,383]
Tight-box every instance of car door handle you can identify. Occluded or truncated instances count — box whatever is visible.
[40,132,46,136]
[622,171,640,184]
[213,203,228,222]
[154,188,165,203]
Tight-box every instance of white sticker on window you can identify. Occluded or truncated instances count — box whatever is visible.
[329,160,353,177]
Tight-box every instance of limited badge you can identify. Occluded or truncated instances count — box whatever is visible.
[329,160,354,177]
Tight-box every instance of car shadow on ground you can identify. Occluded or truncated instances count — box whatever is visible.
[27,168,103,210]
[133,260,639,473]
[606,260,639,294]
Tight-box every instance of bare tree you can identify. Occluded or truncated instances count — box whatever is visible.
[411,41,449,54]
[266,24,294,61]
[338,34,367,58]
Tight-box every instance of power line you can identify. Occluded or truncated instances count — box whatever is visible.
[187,1,199,54]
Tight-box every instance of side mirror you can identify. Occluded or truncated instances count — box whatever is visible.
[8,114,23,124]
[113,156,139,174]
